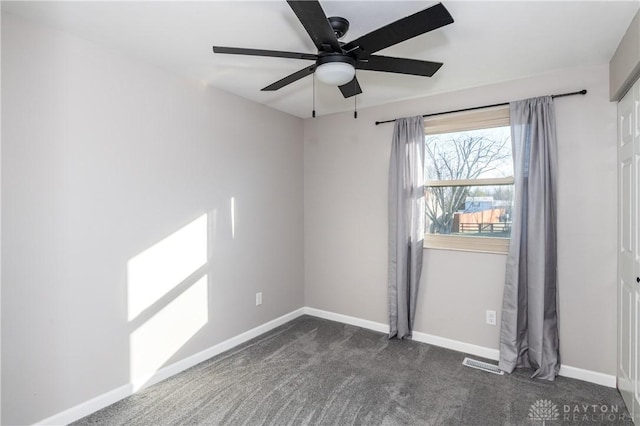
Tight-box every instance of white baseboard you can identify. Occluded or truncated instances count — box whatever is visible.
[411,330,501,361]
[303,307,500,361]
[303,307,616,388]
[559,364,617,388]
[130,307,306,392]
[35,308,306,426]
[37,383,133,426]
[303,307,389,334]
[35,305,617,425]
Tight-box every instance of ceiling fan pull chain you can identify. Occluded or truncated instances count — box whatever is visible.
[354,74,358,119]
[312,73,316,118]
[354,95,357,119]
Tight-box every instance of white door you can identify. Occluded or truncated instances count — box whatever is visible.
[618,79,640,425]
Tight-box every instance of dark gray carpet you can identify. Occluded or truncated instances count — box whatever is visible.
[73,315,632,425]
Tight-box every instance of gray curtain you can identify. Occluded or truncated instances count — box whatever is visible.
[388,116,425,339]
[499,96,560,381]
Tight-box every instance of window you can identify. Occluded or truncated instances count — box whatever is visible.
[423,107,513,254]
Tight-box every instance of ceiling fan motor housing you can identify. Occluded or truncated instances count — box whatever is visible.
[317,53,355,67]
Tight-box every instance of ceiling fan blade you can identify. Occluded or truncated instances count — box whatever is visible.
[357,55,443,77]
[213,46,317,61]
[287,0,342,53]
[342,3,453,57]
[261,65,316,91]
[338,77,362,98]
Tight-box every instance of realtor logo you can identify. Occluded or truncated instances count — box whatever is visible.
[528,399,560,425]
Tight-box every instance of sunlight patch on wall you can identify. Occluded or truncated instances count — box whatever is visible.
[231,197,236,240]
[127,215,207,321]
[129,275,208,389]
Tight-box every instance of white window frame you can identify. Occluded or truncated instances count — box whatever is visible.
[423,106,513,255]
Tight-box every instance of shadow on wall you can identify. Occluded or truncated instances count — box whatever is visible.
[125,199,234,391]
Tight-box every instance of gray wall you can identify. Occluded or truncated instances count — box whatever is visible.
[1,13,304,425]
[304,64,617,376]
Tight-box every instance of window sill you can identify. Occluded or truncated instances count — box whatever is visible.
[423,235,510,255]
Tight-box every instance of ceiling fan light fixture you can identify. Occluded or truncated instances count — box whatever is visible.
[315,55,356,86]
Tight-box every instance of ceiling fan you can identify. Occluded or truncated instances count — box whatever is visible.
[212,1,454,98]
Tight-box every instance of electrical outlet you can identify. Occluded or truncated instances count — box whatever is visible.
[255,292,262,306]
[486,310,497,326]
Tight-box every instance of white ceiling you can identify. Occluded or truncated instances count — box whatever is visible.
[2,1,638,118]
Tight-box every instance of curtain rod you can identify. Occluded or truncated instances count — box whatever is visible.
[374,89,587,126]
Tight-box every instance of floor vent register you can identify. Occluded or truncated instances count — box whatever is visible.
[462,357,504,375]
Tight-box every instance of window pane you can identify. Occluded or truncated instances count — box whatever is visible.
[425,126,512,181]
[425,185,513,238]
